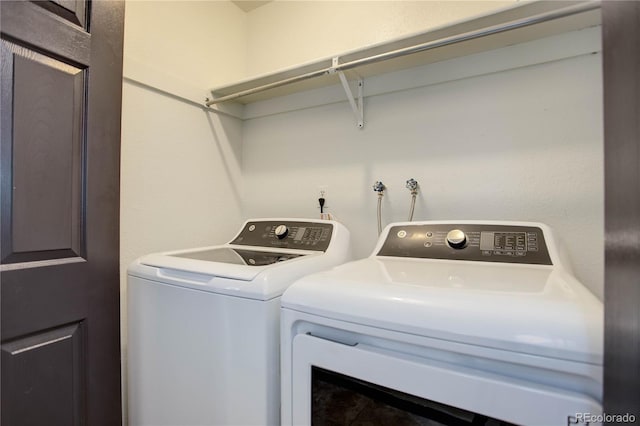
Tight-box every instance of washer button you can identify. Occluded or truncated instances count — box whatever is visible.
[397,230,407,238]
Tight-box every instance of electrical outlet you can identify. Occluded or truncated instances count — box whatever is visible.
[318,185,328,199]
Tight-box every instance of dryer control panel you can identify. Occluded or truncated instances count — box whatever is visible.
[377,224,552,265]
[230,220,334,252]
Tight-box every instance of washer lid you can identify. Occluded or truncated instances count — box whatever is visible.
[171,247,304,266]
[140,246,309,282]
[282,257,603,365]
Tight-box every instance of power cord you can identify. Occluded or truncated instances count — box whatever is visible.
[319,191,334,220]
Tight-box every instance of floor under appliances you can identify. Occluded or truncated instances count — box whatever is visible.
[281,220,603,425]
[127,218,350,426]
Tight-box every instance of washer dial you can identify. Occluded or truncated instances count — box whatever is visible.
[274,225,289,240]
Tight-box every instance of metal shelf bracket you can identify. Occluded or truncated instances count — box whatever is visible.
[331,57,364,129]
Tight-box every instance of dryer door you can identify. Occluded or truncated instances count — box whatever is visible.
[290,334,602,425]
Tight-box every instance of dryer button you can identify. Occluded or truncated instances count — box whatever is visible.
[446,229,467,249]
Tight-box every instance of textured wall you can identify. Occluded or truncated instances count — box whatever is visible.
[241,34,604,299]
[245,0,515,76]
[124,0,247,89]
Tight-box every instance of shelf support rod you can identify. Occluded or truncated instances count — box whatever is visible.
[333,57,364,129]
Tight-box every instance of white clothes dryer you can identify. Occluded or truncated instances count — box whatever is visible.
[127,218,350,426]
[281,221,603,426]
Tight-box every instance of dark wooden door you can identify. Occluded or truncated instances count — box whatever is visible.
[1,1,124,425]
[602,0,640,420]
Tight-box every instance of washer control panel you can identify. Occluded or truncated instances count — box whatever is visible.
[230,220,334,252]
[377,224,552,265]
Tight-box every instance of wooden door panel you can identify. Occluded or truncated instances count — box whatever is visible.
[0,1,90,65]
[39,0,88,29]
[1,322,86,425]
[1,41,85,264]
[1,263,89,341]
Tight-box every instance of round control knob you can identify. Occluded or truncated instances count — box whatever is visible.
[274,224,289,240]
[446,229,467,249]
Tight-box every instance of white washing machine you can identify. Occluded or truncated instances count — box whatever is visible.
[127,218,350,426]
[281,221,603,426]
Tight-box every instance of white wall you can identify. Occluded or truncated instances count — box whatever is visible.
[124,0,247,90]
[241,29,604,299]
[120,87,244,276]
[245,0,515,76]
[121,0,247,271]
[120,1,247,422]
[242,2,603,302]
